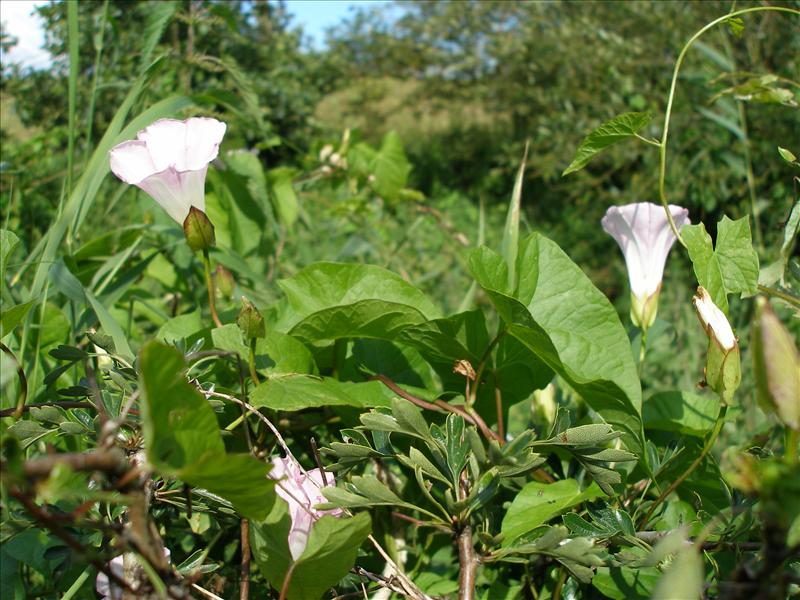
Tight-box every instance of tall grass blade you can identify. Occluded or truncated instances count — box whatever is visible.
[501,141,529,291]
[66,0,79,194]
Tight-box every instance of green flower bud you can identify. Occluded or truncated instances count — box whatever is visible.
[216,265,235,299]
[752,298,799,430]
[183,206,216,252]
[236,296,265,340]
[630,289,659,331]
[693,286,740,404]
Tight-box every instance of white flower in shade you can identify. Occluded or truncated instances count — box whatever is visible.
[109,117,226,224]
[693,287,736,351]
[602,202,690,329]
[693,286,740,403]
[270,456,342,561]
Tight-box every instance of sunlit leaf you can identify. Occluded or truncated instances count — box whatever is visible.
[563,112,652,175]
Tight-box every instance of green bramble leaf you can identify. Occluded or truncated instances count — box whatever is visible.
[562,112,652,175]
[683,216,760,314]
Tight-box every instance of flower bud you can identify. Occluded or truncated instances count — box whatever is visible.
[183,206,216,252]
[216,265,235,299]
[236,296,265,340]
[752,297,799,430]
[693,286,740,403]
[630,289,659,331]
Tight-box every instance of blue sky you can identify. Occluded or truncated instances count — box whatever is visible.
[0,0,387,70]
[286,0,386,48]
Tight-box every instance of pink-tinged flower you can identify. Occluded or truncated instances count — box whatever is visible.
[109,117,226,224]
[270,456,342,560]
[602,202,690,329]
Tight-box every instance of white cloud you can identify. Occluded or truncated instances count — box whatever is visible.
[1,0,52,70]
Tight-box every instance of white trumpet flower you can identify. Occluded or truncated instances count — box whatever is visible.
[109,117,226,224]
[602,202,690,329]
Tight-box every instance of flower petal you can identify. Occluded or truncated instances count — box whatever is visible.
[602,202,689,298]
[137,117,226,172]
[136,167,208,224]
[108,141,158,185]
[136,119,191,172]
[184,117,227,170]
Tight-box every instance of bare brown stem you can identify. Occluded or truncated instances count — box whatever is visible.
[457,524,477,600]
[16,449,128,479]
[278,560,298,600]
[240,519,251,600]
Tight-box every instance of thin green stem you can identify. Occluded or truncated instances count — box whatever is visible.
[641,404,728,528]
[638,329,648,379]
[247,338,259,387]
[657,6,800,248]
[757,284,800,308]
[634,133,661,148]
[202,249,223,328]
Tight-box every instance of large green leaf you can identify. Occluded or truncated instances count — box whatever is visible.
[251,500,371,600]
[211,324,316,376]
[643,391,718,437]
[563,112,652,175]
[470,235,643,455]
[139,342,225,469]
[396,309,490,365]
[138,342,274,520]
[501,479,603,545]
[683,216,759,313]
[249,376,394,412]
[494,335,555,404]
[274,262,439,343]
